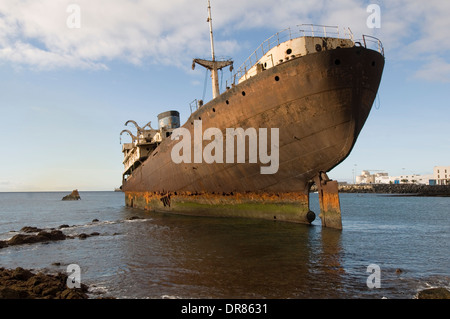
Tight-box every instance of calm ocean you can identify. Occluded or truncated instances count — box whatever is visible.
[0,191,448,299]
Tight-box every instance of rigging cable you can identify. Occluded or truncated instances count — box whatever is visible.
[202,68,208,101]
[375,93,381,110]
[220,68,224,92]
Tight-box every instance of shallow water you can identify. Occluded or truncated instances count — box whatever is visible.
[0,191,448,299]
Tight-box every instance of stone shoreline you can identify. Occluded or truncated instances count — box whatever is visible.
[0,217,146,299]
[336,184,450,196]
[0,267,89,299]
[1,265,448,299]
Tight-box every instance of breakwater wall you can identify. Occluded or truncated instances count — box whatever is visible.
[336,184,450,196]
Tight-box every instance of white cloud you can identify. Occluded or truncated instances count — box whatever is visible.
[0,0,213,69]
[0,0,449,81]
[379,1,450,82]
[414,57,450,83]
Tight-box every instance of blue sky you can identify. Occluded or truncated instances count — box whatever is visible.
[0,0,449,191]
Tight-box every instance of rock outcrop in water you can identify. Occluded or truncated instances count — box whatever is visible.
[0,267,89,299]
[417,287,450,299]
[0,227,102,249]
[0,230,66,248]
[19,226,44,233]
[62,189,81,201]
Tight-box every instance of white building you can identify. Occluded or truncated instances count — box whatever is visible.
[355,170,435,185]
[389,174,434,185]
[433,166,450,185]
[356,170,389,184]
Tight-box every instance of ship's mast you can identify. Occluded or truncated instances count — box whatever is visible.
[192,0,233,100]
[207,0,220,98]
[208,0,215,62]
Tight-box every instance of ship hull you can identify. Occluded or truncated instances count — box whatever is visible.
[122,46,384,225]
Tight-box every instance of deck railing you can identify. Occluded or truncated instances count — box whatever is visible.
[226,24,384,87]
[360,34,385,56]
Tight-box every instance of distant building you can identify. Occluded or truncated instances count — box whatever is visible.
[433,166,450,185]
[389,174,434,185]
[356,170,389,184]
[355,170,436,185]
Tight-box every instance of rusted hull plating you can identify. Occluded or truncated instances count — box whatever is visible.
[122,46,385,228]
[125,191,315,224]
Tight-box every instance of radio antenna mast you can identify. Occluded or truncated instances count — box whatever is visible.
[192,0,233,100]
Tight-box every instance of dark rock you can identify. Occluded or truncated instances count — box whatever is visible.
[12,268,34,281]
[7,234,43,246]
[0,287,29,299]
[417,287,450,299]
[38,230,66,241]
[20,226,43,233]
[92,219,99,222]
[6,230,66,247]
[52,262,61,266]
[77,232,100,239]
[127,216,142,220]
[62,190,81,201]
[58,224,70,229]
[0,267,89,299]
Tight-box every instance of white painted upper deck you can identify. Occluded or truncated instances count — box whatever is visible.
[227,24,384,86]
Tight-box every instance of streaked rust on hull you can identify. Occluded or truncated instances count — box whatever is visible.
[315,173,342,230]
[125,191,315,224]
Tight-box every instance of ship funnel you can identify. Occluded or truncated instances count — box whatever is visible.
[158,111,180,130]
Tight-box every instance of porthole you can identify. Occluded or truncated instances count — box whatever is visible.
[212,108,216,112]
[242,91,246,96]
[371,61,376,67]
[275,76,280,81]
[335,59,341,65]
[286,48,292,55]
[316,44,322,52]
[226,100,229,105]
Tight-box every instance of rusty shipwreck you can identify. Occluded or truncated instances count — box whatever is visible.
[119,5,385,229]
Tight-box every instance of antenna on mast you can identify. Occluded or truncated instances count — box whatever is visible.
[207,0,215,62]
[192,0,233,100]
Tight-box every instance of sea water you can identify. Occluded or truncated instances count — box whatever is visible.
[0,191,448,299]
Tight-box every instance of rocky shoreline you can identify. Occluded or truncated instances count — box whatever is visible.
[0,267,89,299]
[416,287,450,299]
[0,216,146,299]
[0,224,108,299]
[1,265,448,299]
[336,184,450,196]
